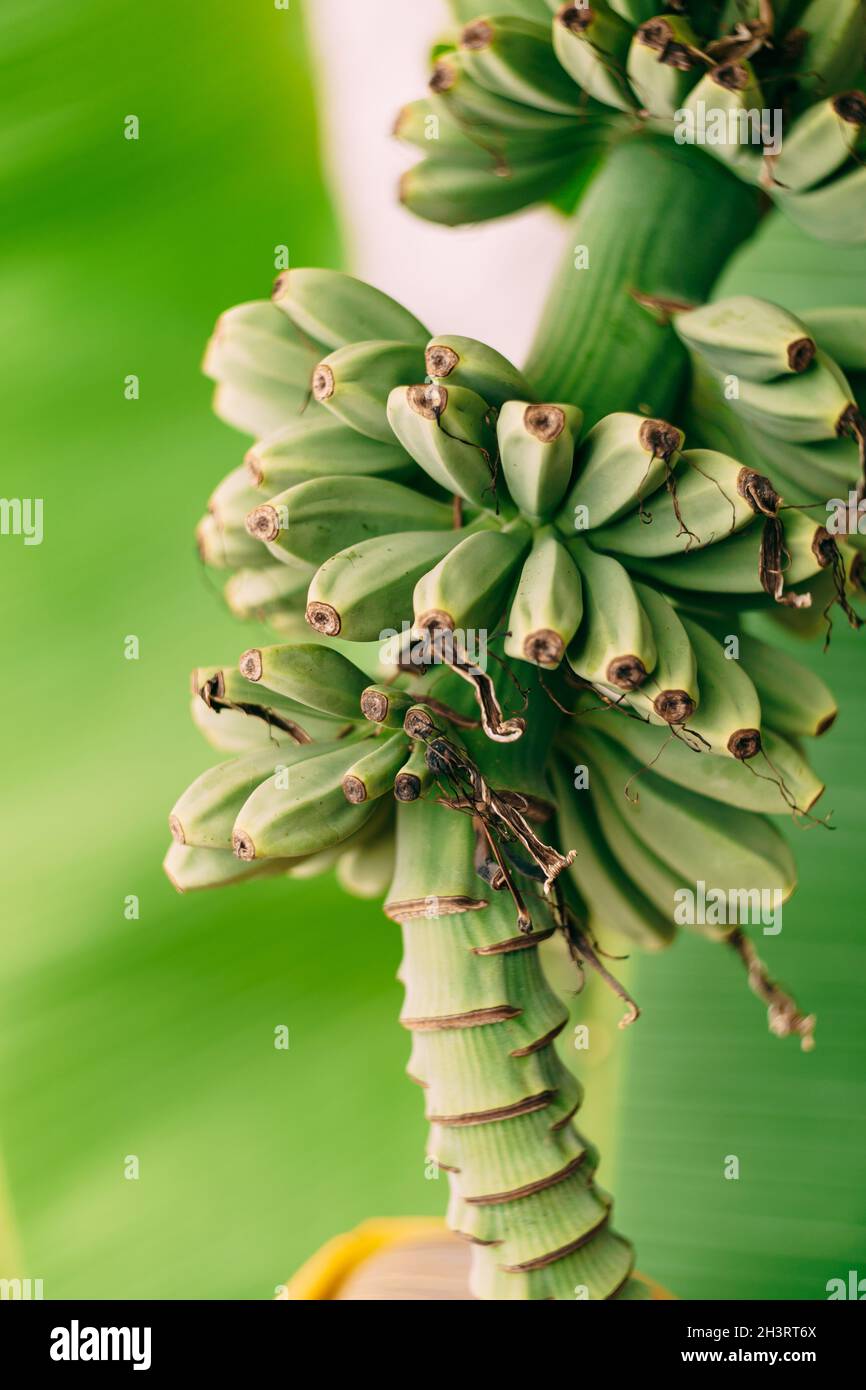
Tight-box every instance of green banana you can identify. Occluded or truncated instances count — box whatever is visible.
[202,299,319,437]
[237,642,370,721]
[627,16,705,118]
[559,412,683,530]
[567,543,657,688]
[572,704,825,813]
[245,476,452,566]
[196,510,270,570]
[607,1,661,24]
[674,295,817,380]
[584,724,797,901]
[311,340,423,443]
[629,580,698,723]
[399,147,590,225]
[360,685,418,729]
[550,760,675,951]
[498,400,583,522]
[394,741,435,802]
[395,94,567,166]
[775,164,866,245]
[337,832,396,900]
[342,733,408,803]
[245,410,413,491]
[504,530,583,667]
[224,560,315,623]
[737,632,838,735]
[386,383,499,508]
[682,62,766,182]
[425,335,536,408]
[552,3,637,114]
[771,92,866,193]
[271,268,429,350]
[413,528,529,633]
[800,306,866,372]
[719,351,862,444]
[590,449,760,557]
[629,507,830,595]
[458,15,586,114]
[169,743,326,850]
[198,467,274,569]
[163,841,289,893]
[232,739,377,861]
[679,615,763,758]
[429,48,585,133]
[305,529,465,640]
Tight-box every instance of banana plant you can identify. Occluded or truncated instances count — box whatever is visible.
[167,2,866,1300]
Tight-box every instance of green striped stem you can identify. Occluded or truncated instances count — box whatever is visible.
[385,735,650,1299]
[524,133,762,425]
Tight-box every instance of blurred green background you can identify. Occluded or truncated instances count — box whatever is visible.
[0,0,863,1300]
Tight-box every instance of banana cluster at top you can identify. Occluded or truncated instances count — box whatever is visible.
[173,267,855,1043]
[397,0,866,240]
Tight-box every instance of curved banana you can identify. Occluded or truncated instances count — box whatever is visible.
[560,413,682,531]
[387,383,499,508]
[505,529,583,668]
[413,528,529,634]
[567,542,657,689]
[673,295,817,381]
[271,267,429,350]
[499,400,583,522]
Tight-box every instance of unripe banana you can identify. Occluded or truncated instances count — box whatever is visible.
[203,300,319,436]
[311,340,423,443]
[567,543,657,689]
[627,16,705,118]
[198,467,274,570]
[607,1,661,23]
[305,529,465,641]
[232,740,377,861]
[682,62,766,181]
[795,0,866,99]
[237,642,370,721]
[550,761,675,952]
[342,733,408,803]
[399,148,586,225]
[395,95,562,166]
[271,268,429,350]
[163,841,289,893]
[674,295,817,380]
[360,685,418,729]
[591,449,762,557]
[193,664,342,736]
[169,744,326,851]
[629,580,698,724]
[458,15,585,115]
[224,560,315,624]
[337,831,396,900]
[573,704,825,813]
[196,510,270,571]
[775,163,866,245]
[203,299,319,389]
[245,476,452,567]
[425,335,536,409]
[429,49,584,133]
[413,528,529,634]
[504,530,583,667]
[584,724,797,901]
[800,306,866,373]
[631,506,834,596]
[737,633,838,736]
[394,741,435,802]
[679,615,763,759]
[720,350,862,444]
[245,411,413,492]
[387,383,499,508]
[552,3,637,114]
[559,413,682,531]
[499,400,583,522]
[771,92,866,193]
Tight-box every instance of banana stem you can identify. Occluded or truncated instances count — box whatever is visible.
[386,796,648,1300]
[524,133,762,425]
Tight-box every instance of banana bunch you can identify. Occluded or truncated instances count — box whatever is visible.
[397,2,866,241]
[175,266,852,1051]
